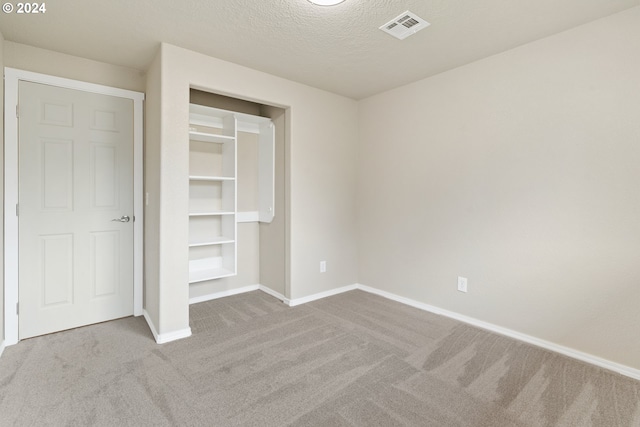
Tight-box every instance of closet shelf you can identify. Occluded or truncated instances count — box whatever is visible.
[189,211,235,217]
[189,267,235,283]
[189,175,235,181]
[189,130,235,144]
[189,236,235,247]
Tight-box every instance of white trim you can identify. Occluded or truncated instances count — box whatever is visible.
[237,211,259,223]
[143,310,192,344]
[143,311,160,342]
[189,285,259,304]
[145,280,640,381]
[132,95,144,317]
[356,284,640,381]
[3,68,145,345]
[188,284,291,306]
[5,68,144,101]
[4,69,19,346]
[287,284,358,307]
[0,341,5,359]
[258,285,290,305]
[156,328,192,344]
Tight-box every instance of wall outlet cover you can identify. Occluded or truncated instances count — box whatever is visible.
[457,276,468,293]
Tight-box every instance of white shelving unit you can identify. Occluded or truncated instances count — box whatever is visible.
[188,107,237,282]
[188,103,275,285]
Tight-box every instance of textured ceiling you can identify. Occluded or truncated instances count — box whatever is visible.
[0,0,638,99]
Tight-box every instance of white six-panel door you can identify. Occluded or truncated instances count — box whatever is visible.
[18,81,134,339]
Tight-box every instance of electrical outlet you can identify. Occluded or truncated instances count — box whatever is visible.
[457,276,468,293]
[320,261,327,273]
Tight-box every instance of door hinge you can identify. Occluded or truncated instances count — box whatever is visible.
[16,302,19,315]
[16,104,19,118]
[16,204,19,216]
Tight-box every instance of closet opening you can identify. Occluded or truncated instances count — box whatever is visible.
[187,89,288,308]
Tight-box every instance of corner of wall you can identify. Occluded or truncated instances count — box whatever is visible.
[142,47,162,334]
[0,30,6,347]
[143,310,191,344]
[155,43,191,337]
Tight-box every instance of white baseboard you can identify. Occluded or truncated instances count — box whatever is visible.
[186,282,355,308]
[180,280,640,380]
[143,310,192,344]
[189,285,260,305]
[356,284,640,381]
[287,284,358,307]
[0,340,5,359]
[258,285,290,305]
[188,284,291,306]
[143,310,160,341]
[155,327,192,344]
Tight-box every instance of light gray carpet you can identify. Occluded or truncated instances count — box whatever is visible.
[0,290,638,426]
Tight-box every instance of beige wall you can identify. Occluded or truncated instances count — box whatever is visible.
[260,106,288,297]
[0,31,5,345]
[144,49,162,329]
[4,42,144,92]
[149,43,358,336]
[357,7,640,369]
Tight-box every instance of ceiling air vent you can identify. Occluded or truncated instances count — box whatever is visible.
[379,11,430,40]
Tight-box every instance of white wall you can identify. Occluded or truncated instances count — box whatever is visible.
[146,43,359,337]
[358,7,640,369]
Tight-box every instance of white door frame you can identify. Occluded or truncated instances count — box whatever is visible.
[3,68,145,346]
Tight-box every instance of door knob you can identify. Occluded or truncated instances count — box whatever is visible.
[111,215,131,223]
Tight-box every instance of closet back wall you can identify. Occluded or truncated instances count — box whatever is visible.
[259,105,287,298]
